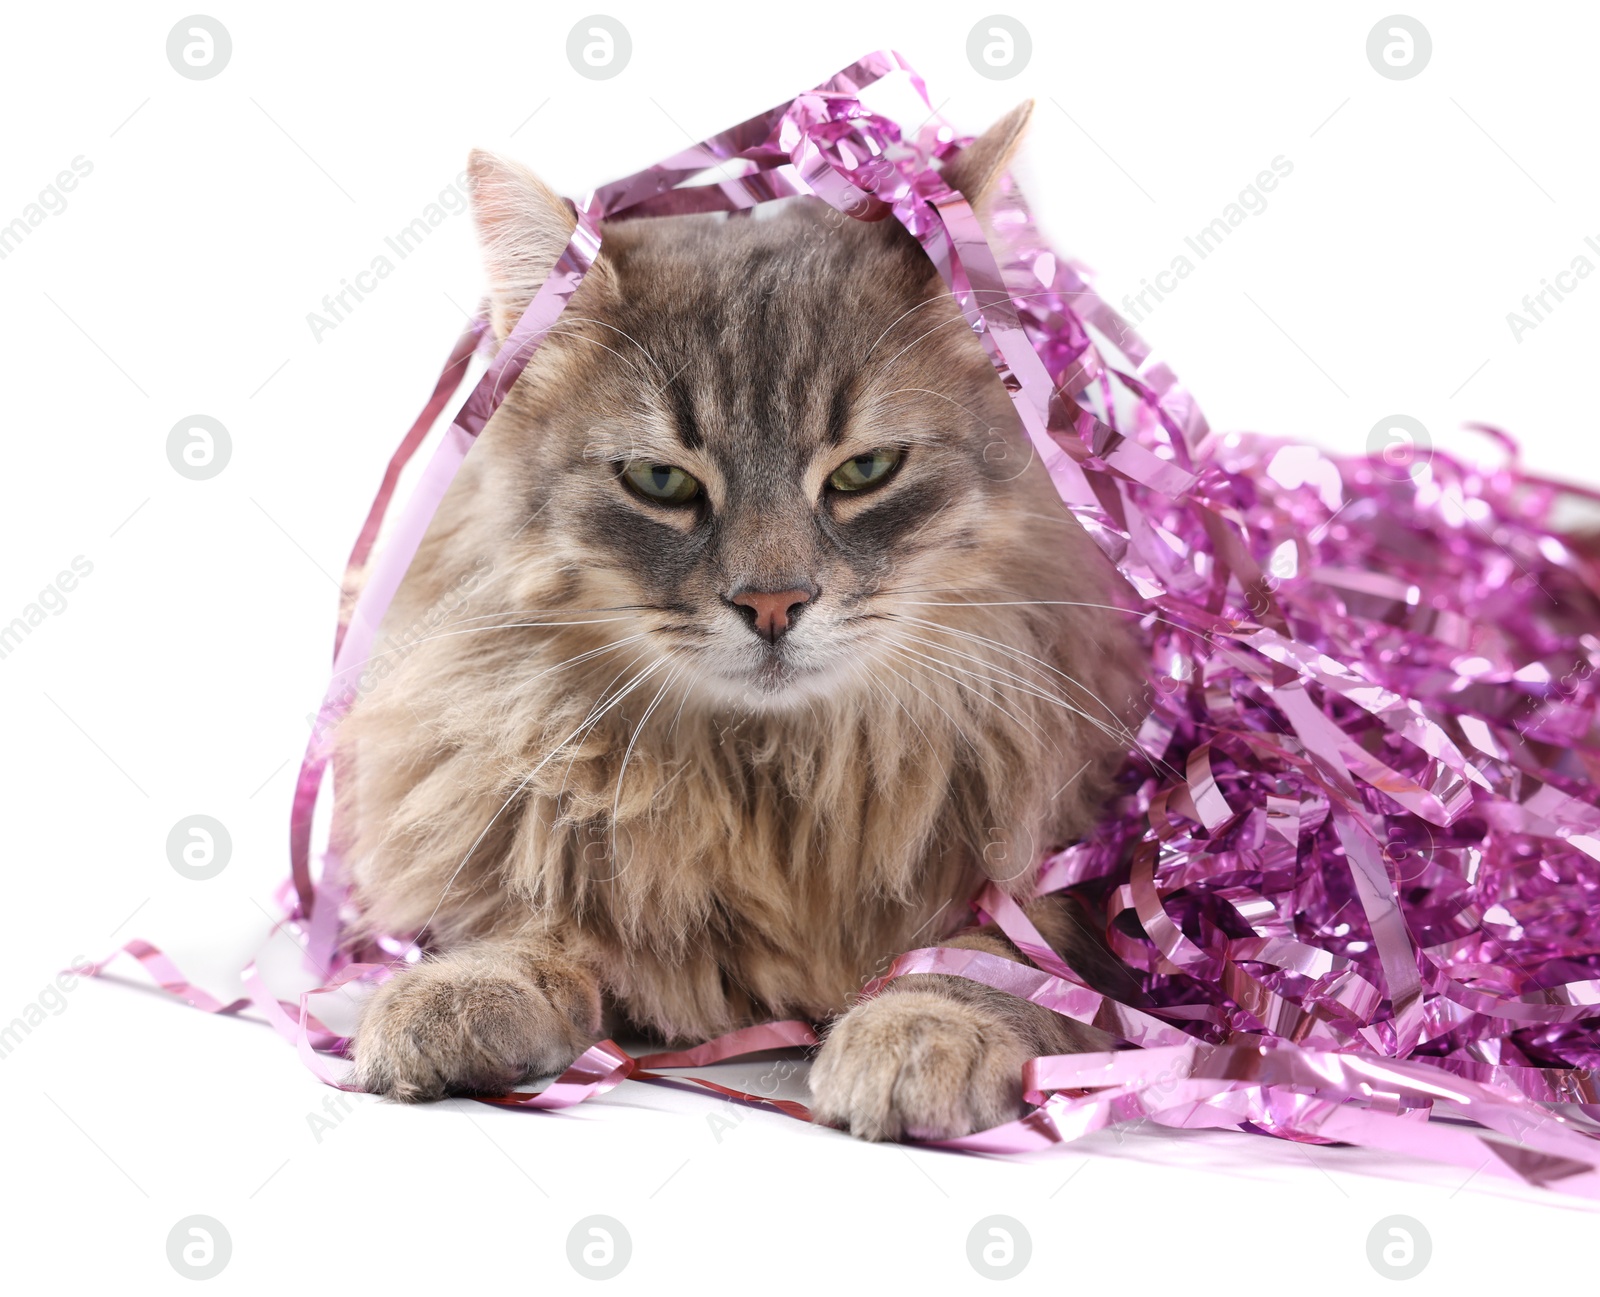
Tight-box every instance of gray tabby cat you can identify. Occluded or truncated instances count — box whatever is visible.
[342,101,1144,1140]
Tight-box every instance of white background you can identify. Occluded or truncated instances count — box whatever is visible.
[2,2,1597,1290]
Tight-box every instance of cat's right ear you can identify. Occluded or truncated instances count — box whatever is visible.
[466,149,612,339]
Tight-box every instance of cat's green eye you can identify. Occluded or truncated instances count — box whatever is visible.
[828,447,903,493]
[620,460,701,505]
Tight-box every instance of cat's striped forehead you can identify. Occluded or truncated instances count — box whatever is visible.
[580,201,960,463]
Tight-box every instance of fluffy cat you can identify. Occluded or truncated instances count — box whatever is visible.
[341,102,1148,1140]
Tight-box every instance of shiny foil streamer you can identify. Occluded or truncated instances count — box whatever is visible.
[86,51,1600,1196]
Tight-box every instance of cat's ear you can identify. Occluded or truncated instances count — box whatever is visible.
[466,148,612,339]
[939,100,1034,214]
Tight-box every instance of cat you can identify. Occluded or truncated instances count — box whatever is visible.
[341,101,1148,1141]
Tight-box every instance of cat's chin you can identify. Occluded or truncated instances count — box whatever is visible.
[691,656,850,714]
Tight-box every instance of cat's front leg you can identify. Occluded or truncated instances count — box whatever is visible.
[809,896,1117,1141]
[353,935,601,1102]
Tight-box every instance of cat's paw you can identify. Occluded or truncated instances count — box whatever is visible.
[353,959,594,1102]
[808,990,1032,1141]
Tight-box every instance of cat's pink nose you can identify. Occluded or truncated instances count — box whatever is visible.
[730,587,813,643]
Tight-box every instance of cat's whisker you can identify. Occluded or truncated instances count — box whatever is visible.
[900,598,1135,611]
[551,647,660,800]
[538,327,657,386]
[436,603,669,627]
[861,386,994,430]
[900,647,1147,796]
[895,631,1148,776]
[848,655,936,754]
[996,510,1096,529]
[862,289,964,361]
[851,582,1004,604]
[895,630,1092,721]
[556,314,671,382]
[898,596,1158,622]
[896,596,1198,643]
[531,655,668,806]
[516,634,657,695]
[863,285,1092,362]
[600,663,685,876]
[540,650,673,834]
[902,620,1113,716]
[492,327,656,397]
[415,651,670,939]
[874,653,973,754]
[879,313,979,373]
[897,614,1147,734]
[342,629,648,713]
[883,640,1051,750]
[895,615,1179,781]
[885,640,1058,752]
[896,617,1117,714]
[357,617,638,666]
[665,660,701,738]
[357,601,670,667]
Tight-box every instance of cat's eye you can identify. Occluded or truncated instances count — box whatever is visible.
[828,447,903,493]
[620,460,701,505]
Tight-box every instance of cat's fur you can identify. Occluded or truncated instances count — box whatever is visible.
[341,103,1147,1140]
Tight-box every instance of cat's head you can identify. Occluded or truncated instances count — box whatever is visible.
[459,104,1123,716]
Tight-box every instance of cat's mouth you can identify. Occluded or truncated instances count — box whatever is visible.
[694,636,839,707]
[745,646,801,691]
[669,606,863,707]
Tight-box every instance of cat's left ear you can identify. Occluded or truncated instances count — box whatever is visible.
[467,148,614,339]
[938,100,1034,215]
